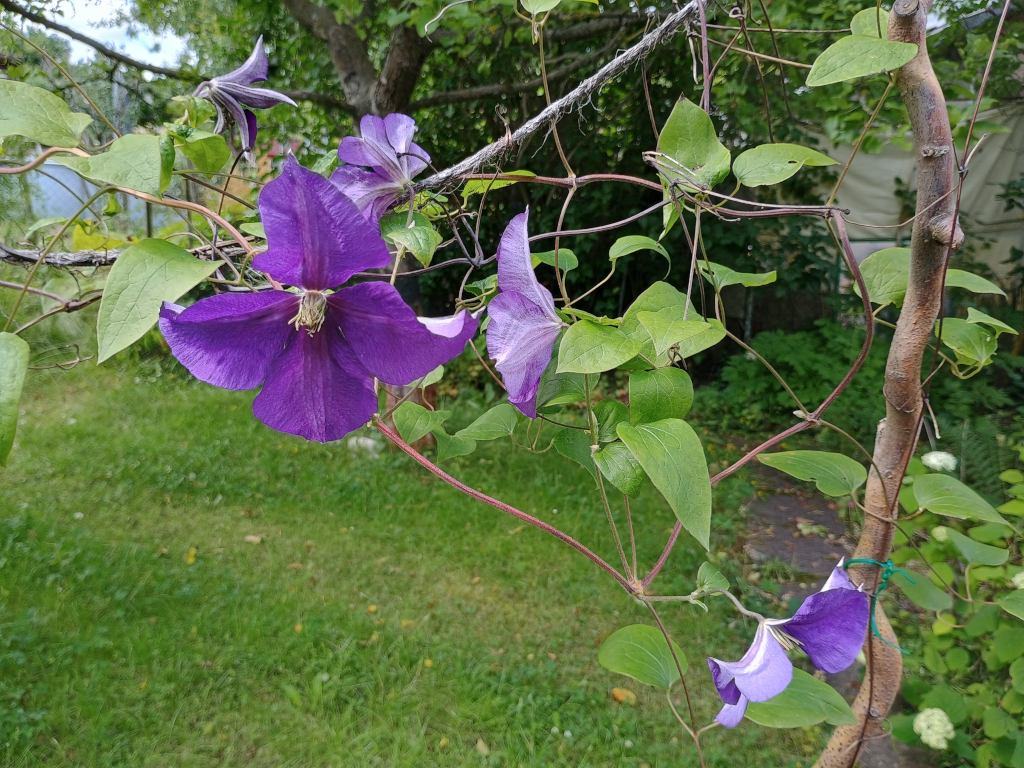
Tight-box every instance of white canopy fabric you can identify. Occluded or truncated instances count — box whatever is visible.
[831,104,1024,276]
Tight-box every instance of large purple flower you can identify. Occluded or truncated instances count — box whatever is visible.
[706,560,869,728]
[331,113,430,220]
[195,36,296,156]
[485,210,565,418]
[159,156,476,442]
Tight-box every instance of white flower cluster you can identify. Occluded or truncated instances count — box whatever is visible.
[922,451,958,473]
[914,707,955,750]
[1012,571,1024,590]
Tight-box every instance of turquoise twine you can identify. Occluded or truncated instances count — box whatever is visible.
[843,558,911,655]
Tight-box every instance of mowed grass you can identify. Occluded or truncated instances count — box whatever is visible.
[0,362,820,767]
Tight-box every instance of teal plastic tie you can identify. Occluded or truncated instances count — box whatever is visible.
[843,558,911,655]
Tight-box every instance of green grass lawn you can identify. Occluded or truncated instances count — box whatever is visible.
[0,361,821,767]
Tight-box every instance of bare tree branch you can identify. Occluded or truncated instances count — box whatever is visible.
[410,30,626,109]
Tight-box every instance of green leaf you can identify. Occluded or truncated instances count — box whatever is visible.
[433,429,476,461]
[532,248,578,272]
[938,318,998,369]
[52,135,165,196]
[520,0,561,15]
[239,222,266,240]
[696,561,729,592]
[998,591,1024,623]
[462,170,536,201]
[538,368,588,408]
[597,624,687,688]
[594,399,628,443]
[412,364,444,389]
[914,473,1009,526]
[608,236,671,274]
[0,333,30,466]
[891,569,953,612]
[939,527,1009,566]
[551,427,596,479]
[967,307,1017,336]
[857,247,1006,306]
[96,239,221,363]
[636,310,725,358]
[655,98,731,189]
[732,143,836,187]
[628,368,694,423]
[620,282,696,364]
[456,404,520,441]
[159,135,175,193]
[556,320,640,374]
[698,261,778,290]
[594,442,645,497]
[850,7,890,37]
[617,419,711,549]
[178,130,231,174]
[758,450,867,497]
[393,402,450,444]
[381,213,442,267]
[745,669,857,728]
[0,80,92,146]
[806,36,918,87]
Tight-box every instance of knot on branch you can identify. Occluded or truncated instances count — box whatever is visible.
[927,214,964,249]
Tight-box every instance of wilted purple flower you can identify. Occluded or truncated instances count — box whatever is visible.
[195,36,296,156]
[159,156,476,442]
[485,210,565,418]
[707,560,869,728]
[331,113,430,220]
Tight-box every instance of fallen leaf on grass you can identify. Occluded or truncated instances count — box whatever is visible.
[611,687,638,705]
[243,534,264,544]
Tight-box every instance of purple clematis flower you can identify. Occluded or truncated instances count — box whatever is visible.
[195,36,296,157]
[485,210,565,418]
[707,559,869,728]
[331,113,430,220]
[159,156,476,443]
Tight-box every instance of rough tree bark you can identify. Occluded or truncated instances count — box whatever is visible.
[815,1,963,766]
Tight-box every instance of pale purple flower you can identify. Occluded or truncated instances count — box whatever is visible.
[331,113,430,220]
[485,210,565,418]
[195,36,296,156]
[159,156,476,442]
[707,560,869,728]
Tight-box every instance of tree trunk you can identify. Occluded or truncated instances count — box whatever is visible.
[816,1,963,765]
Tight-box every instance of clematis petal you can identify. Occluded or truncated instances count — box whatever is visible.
[707,624,793,704]
[328,282,476,386]
[219,35,269,85]
[382,113,417,154]
[820,558,856,592]
[486,291,562,417]
[215,91,253,150]
[715,696,749,729]
[776,587,869,674]
[496,210,560,321]
[252,326,377,442]
[330,166,402,220]
[338,115,404,180]
[217,81,297,109]
[254,157,390,289]
[158,291,295,390]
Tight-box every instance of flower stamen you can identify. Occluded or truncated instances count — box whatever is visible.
[290,290,327,335]
[766,623,803,652]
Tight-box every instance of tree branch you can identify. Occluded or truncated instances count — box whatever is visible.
[0,0,354,113]
[410,30,626,109]
[0,0,201,81]
[281,0,377,115]
[816,1,961,765]
[418,1,700,191]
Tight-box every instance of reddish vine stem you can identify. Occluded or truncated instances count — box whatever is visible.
[374,421,634,593]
